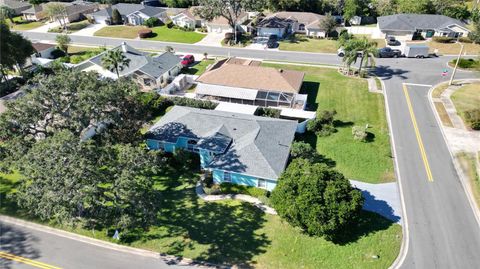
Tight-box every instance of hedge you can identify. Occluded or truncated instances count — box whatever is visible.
[138,29,153,38]
[464,109,480,130]
[255,107,281,118]
[450,58,479,69]
[432,36,455,43]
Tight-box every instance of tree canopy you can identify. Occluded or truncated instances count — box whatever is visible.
[101,48,131,78]
[271,158,364,240]
[0,22,34,80]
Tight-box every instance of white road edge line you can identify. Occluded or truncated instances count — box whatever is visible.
[403,83,433,87]
[383,79,410,269]
[427,79,480,227]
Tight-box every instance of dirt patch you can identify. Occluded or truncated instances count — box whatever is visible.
[434,102,454,127]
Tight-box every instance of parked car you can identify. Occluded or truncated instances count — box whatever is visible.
[386,36,400,46]
[377,47,402,58]
[267,35,278,48]
[181,55,195,66]
[337,47,363,57]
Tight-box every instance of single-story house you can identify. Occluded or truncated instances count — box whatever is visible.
[257,11,326,38]
[76,42,182,91]
[171,6,205,29]
[376,14,470,40]
[206,11,249,33]
[22,1,97,22]
[195,57,307,109]
[146,106,297,191]
[89,3,167,25]
[0,0,31,15]
[30,42,55,66]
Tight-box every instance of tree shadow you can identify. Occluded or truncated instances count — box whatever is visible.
[361,190,401,223]
[330,210,395,245]
[300,81,320,111]
[365,131,375,142]
[333,120,354,128]
[374,65,410,81]
[0,223,40,269]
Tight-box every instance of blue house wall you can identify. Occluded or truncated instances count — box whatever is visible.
[212,169,277,191]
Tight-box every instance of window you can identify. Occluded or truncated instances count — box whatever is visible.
[224,172,231,182]
[257,179,267,189]
[298,24,305,31]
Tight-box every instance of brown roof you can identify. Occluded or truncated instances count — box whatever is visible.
[181,6,202,21]
[208,11,248,25]
[32,42,55,52]
[270,11,324,25]
[196,59,304,93]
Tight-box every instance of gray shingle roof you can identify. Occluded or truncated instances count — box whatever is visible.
[257,16,294,28]
[91,3,165,18]
[378,14,468,32]
[86,43,181,78]
[0,0,30,9]
[147,106,297,180]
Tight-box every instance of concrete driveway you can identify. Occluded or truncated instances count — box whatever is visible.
[73,23,105,36]
[28,21,60,33]
[195,32,224,47]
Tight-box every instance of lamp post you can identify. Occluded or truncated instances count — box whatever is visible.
[449,42,464,86]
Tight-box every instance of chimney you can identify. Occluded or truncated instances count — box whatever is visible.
[121,42,127,53]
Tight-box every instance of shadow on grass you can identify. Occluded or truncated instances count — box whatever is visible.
[300,81,320,111]
[330,210,395,245]
[0,223,40,269]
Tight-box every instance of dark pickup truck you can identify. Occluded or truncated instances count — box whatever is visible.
[377,47,402,58]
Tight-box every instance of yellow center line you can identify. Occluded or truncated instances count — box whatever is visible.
[0,251,62,269]
[403,84,434,182]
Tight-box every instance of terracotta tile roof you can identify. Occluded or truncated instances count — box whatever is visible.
[196,59,304,93]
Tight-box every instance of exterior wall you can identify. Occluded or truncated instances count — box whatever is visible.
[306,29,325,38]
[212,169,277,191]
[172,16,195,29]
[257,27,285,37]
[146,139,159,149]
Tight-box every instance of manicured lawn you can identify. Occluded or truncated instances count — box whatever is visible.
[94,25,146,39]
[183,59,214,75]
[457,152,480,209]
[264,63,394,183]
[7,16,43,31]
[451,83,480,124]
[145,26,206,43]
[0,160,401,268]
[49,20,90,33]
[279,35,339,53]
[408,41,480,55]
[354,34,385,48]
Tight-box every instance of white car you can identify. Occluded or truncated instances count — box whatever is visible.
[337,47,345,57]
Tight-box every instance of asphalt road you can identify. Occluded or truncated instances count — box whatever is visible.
[0,221,192,269]
[6,32,480,268]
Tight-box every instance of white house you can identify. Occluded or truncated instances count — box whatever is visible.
[257,12,326,38]
[206,11,249,33]
[90,3,168,25]
[171,6,206,29]
[30,42,56,67]
[76,42,182,91]
[22,1,97,23]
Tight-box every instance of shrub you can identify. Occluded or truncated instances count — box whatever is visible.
[165,19,173,28]
[451,58,478,69]
[68,21,89,31]
[143,17,160,28]
[57,56,71,63]
[352,126,368,142]
[459,37,473,43]
[432,36,455,43]
[111,8,122,25]
[219,182,268,198]
[290,141,317,161]
[255,107,281,118]
[138,29,153,38]
[307,110,337,136]
[224,32,234,40]
[464,109,480,130]
[50,48,66,59]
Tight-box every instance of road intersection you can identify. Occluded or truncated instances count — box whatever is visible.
[2,32,480,268]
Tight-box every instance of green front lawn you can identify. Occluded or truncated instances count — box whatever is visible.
[145,26,206,43]
[0,166,401,268]
[7,16,44,31]
[183,59,214,75]
[279,35,339,53]
[264,64,394,183]
[94,25,146,39]
[451,83,480,124]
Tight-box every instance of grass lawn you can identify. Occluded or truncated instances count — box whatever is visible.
[264,63,394,183]
[7,16,44,31]
[94,25,146,39]
[451,83,480,124]
[49,20,90,33]
[431,82,449,98]
[409,41,480,55]
[145,26,206,43]
[354,34,385,48]
[0,166,401,268]
[183,59,214,75]
[457,152,480,208]
[279,35,339,53]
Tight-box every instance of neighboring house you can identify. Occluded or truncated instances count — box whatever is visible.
[0,0,31,15]
[171,6,205,29]
[146,106,297,191]
[206,11,248,33]
[90,3,167,25]
[76,42,182,91]
[257,11,326,38]
[195,57,307,109]
[376,14,470,40]
[22,1,97,22]
[30,42,55,66]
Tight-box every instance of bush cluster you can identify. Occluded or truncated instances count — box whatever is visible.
[451,58,479,69]
[464,109,480,130]
[352,125,368,142]
[143,17,161,28]
[255,107,281,118]
[138,29,153,38]
[307,110,337,136]
[432,36,455,43]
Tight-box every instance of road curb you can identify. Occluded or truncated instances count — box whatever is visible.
[427,79,480,228]
[380,79,410,269]
[0,215,219,268]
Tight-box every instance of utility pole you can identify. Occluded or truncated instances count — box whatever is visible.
[449,42,464,86]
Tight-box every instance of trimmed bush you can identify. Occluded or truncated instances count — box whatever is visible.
[459,37,473,43]
[352,126,368,142]
[138,29,153,38]
[450,58,479,69]
[165,19,173,28]
[464,109,480,130]
[224,32,234,40]
[143,17,161,28]
[432,36,455,43]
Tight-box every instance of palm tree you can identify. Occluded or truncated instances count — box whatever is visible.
[101,49,130,78]
[342,37,377,75]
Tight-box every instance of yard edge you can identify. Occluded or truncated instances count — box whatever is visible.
[380,78,409,269]
[427,79,480,227]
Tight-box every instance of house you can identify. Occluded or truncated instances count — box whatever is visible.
[90,3,167,25]
[206,11,249,33]
[0,0,31,15]
[376,14,470,40]
[30,42,56,66]
[76,42,182,91]
[22,1,97,22]
[171,6,205,29]
[146,106,297,191]
[257,12,326,38]
[195,58,307,109]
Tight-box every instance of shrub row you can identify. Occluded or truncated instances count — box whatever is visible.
[255,107,281,118]
[450,58,480,69]
[432,36,456,43]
